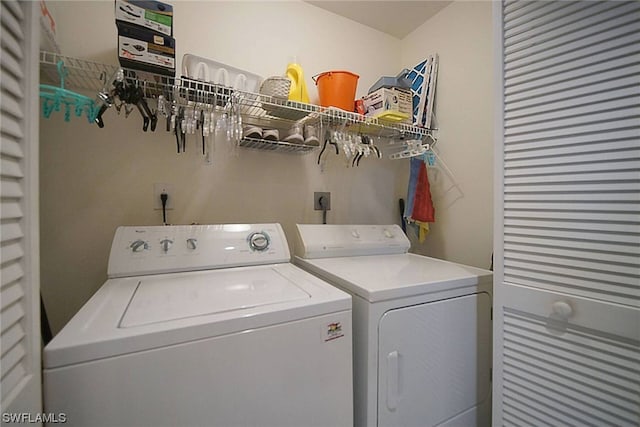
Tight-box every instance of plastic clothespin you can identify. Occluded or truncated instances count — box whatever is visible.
[423,151,436,166]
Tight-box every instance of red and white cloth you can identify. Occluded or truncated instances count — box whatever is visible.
[404,157,435,241]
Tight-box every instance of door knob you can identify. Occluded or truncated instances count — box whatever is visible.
[552,301,573,319]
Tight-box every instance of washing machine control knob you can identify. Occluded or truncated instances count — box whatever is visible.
[351,230,360,238]
[130,239,148,253]
[160,239,173,253]
[384,229,394,238]
[248,232,270,251]
[186,238,197,250]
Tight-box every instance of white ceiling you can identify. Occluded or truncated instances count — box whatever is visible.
[304,1,452,39]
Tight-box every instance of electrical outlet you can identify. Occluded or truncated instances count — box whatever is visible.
[314,192,331,211]
[153,183,174,210]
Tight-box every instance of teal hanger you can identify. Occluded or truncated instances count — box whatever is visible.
[40,61,99,123]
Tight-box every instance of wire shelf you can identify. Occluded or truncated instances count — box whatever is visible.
[239,137,319,154]
[40,51,120,93]
[302,107,434,140]
[39,51,436,151]
[178,78,324,124]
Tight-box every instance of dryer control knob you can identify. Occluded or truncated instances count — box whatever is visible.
[351,230,360,238]
[248,232,270,252]
[186,238,198,250]
[130,239,148,253]
[160,239,173,253]
[384,229,394,238]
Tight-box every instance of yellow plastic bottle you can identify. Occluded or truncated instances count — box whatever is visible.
[286,62,310,104]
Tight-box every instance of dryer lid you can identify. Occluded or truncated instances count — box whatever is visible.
[296,253,492,302]
[120,267,310,327]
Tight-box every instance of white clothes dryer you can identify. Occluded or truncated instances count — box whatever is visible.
[44,224,353,427]
[294,224,492,427]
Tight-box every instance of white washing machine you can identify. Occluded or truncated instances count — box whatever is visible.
[44,224,353,427]
[294,224,492,427]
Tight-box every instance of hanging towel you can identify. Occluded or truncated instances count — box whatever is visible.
[408,157,435,242]
[414,220,429,242]
[412,159,435,223]
[404,157,421,219]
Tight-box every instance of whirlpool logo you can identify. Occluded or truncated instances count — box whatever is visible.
[325,322,344,342]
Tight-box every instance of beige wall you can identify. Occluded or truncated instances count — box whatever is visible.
[401,1,494,269]
[40,1,494,334]
[40,1,405,334]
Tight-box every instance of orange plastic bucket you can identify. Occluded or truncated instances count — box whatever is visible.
[313,71,359,111]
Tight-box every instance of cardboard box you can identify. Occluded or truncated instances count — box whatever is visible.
[117,21,175,76]
[363,87,412,120]
[115,0,173,36]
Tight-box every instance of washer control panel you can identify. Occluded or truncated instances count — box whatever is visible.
[295,224,410,259]
[108,224,289,278]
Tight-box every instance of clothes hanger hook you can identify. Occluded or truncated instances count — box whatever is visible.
[56,60,68,89]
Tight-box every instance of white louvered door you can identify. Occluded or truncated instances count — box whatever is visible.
[1,0,41,417]
[494,1,640,426]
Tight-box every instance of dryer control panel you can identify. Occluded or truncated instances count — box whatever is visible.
[108,224,290,278]
[296,224,410,259]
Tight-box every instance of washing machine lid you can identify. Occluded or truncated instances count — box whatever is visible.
[43,263,350,368]
[120,267,309,327]
[295,253,492,302]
